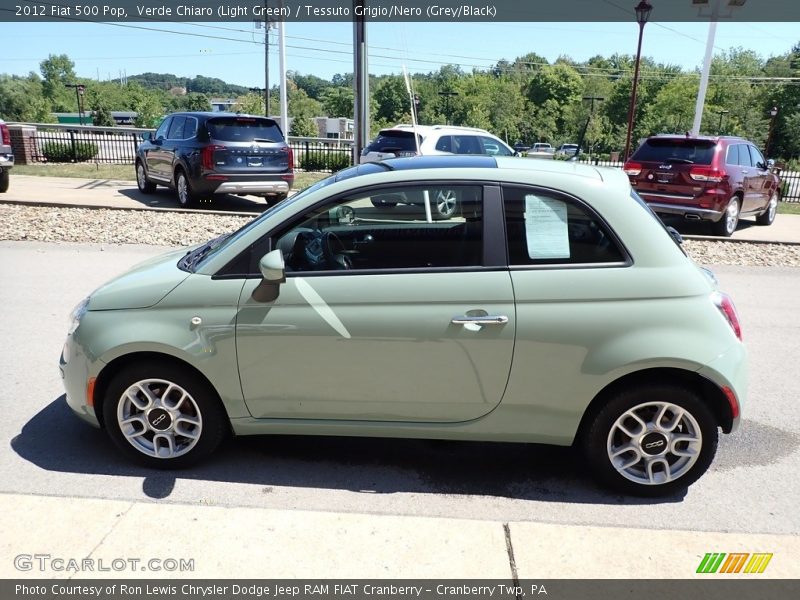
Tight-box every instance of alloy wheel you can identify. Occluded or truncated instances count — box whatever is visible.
[117,378,203,459]
[607,401,703,486]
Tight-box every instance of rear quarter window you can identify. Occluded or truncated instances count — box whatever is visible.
[365,131,421,153]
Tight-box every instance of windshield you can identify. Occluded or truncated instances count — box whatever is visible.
[191,174,337,271]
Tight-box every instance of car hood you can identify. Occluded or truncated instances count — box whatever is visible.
[87,247,192,311]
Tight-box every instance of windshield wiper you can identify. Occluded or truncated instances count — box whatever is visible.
[664,158,694,164]
[252,137,277,143]
[179,233,230,272]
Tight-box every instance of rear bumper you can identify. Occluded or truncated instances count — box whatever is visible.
[198,172,294,196]
[213,180,291,195]
[644,200,724,222]
[0,153,13,168]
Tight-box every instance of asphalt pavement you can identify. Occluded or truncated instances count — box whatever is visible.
[0,241,798,579]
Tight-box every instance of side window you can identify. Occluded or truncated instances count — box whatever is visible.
[435,136,453,152]
[748,145,765,168]
[737,144,754,167]
[481,137,512,156]
[503,186,625,266]
[453,135,482,155]
[167,116,186,140]
[274,185,483,273]
[154,117,172,140]
[184,117,198,139]
[726,144,739,166]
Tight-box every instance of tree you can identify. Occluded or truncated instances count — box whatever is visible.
[321,87,354,118]
[92,103,115,127]
[290,115,318,137]
[171,92,210,112]
[39,54,77,111]
[373,76,412,123]
[236,93,265,116]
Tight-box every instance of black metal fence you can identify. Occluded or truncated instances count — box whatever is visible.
[288,137,353,172]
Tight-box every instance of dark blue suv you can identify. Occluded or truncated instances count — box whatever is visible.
[135,112,294,207]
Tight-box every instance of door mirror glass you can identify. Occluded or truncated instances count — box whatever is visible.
[259,249,285,282]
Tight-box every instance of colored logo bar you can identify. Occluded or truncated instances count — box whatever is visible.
[697,553,773,574]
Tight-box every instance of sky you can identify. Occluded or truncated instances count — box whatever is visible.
[2,20,799,87]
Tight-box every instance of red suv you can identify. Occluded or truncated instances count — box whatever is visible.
[624,135,780,236]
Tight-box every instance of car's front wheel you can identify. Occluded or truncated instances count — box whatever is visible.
[102,362,228,468]
[582,384,718,496]
[756,191,778,226]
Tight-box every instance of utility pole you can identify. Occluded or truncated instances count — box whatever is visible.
[581,95,604,161]
[438,91,458,125]
[264,1,271,117]
[353,0,369,162]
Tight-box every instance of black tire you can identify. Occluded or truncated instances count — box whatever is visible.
[0,170,9,193]
[582,384,718,497]
[135,161,157,194]
[756,191,778,226]
[175,169,199,207]
[711,197,740,237]
[273,193,288,203]
[102,361,228,469]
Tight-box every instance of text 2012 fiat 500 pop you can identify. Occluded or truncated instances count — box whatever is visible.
[61,156,746,496]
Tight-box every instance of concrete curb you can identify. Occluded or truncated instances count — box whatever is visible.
[0,198,260,218]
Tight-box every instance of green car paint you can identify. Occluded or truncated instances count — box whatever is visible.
[60,157,746,491]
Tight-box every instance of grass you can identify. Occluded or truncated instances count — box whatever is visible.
[778,201,800,215]
[13,163,329,190]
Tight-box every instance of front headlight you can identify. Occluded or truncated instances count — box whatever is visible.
[67,297,89,335]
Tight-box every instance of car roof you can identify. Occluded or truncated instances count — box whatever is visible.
[167,111,277,120]
[380,124,494,136]
[646,134,748,144]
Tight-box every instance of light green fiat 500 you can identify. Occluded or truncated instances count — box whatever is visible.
[61,156,746,496]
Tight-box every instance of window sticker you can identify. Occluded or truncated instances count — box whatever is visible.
[524,195,570,259]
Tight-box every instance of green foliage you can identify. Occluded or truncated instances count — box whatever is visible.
[236,93,265,116]
[41,140,98,162]
[299,150,351,172]
[91,103,115,127]
[290,115,319,137]
[321,87,354,118]
[170,92,211,112]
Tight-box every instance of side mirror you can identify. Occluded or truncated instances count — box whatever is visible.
[259,249,285,283]
[767,159,775,170]
[141,131,152,142]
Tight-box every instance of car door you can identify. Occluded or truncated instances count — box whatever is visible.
[499,185,633,425]
[737,143,761,213]
[235,183,515,423]
[163,115,187,176]
[746,145,770,212]
[145,117,173,182]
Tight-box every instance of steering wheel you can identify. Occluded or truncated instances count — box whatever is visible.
[322,231,351,270]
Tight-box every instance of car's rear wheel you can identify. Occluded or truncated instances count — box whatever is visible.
[102,362,228,468]
[712,197,740,237]
[756,191,778,226]
[136,161,157,194]
[175,169,200,207]
[0,170,9,193]
[582,384,718,496]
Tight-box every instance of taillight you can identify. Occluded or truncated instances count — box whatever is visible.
[0,123,10,146]
[690,166,725,182]
[623,161,642,176]
[285,146,294,170]
[712,291,742,341]
[200,145,225,170]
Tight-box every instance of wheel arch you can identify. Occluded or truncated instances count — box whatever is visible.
[574,367,735,446]
[92,351,232,433]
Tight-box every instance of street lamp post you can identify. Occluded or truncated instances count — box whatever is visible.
[717,109,729,134]
[438,91,458,126]
[580,95,604,161]
[765,106,778,157]
[65,84,86,125]
[622,0,652,163]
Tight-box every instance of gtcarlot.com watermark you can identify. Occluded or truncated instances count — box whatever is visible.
[14,553,194,573]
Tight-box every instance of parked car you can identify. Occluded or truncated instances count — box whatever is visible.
[360,125,515,162]
[556,143,580,157]
[360,125,517,218]
[135,112,294,207]
[62,156,746,496]
[0,119,14,193]
[527,143,556,160]
[624,135,780,236]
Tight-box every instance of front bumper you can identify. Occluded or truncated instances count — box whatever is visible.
[60,335,101,428]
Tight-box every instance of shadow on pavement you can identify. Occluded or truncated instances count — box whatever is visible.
[11,396,686,506]
[661,215,758,237]
[117,187,268,214]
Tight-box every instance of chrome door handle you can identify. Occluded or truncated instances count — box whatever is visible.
[451,315,509,325]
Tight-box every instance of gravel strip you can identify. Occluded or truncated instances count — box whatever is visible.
[2,204,800,267]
